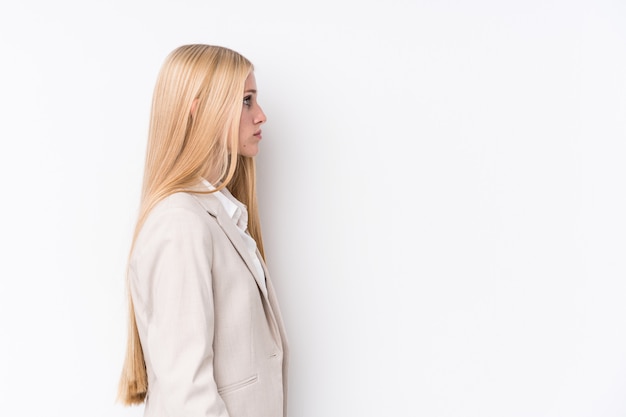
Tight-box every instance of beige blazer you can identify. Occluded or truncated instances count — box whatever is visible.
[129,190,289,417]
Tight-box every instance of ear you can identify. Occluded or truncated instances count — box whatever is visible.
[190,98,199,118]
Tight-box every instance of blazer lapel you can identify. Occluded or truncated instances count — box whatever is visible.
[193,191,286,351]
[191,191,269,298]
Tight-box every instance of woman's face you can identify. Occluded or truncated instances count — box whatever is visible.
[238,72,267,157]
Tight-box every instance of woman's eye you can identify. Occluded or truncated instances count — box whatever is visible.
[243,95,252,107]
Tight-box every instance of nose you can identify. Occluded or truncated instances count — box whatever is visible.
[255,105,267,125]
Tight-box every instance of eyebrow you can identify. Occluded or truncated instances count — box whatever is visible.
[244,89,257,94]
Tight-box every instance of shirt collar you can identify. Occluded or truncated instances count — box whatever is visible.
[201,179,248,231]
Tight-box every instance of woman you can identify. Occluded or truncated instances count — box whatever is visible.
[117,44,288,417]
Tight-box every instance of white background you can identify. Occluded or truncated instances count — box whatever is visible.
[1,1,625,416]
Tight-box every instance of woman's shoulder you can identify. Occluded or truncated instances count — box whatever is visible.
[154,191,203,211]
[149,191,217,219]
[131,192,219,262]
[139,192,214,240]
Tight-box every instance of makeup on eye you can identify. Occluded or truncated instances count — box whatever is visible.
[243,88,257,106]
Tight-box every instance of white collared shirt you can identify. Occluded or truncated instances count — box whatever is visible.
[201,179,267,292]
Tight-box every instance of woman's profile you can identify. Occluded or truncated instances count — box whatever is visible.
[117,44,288,417]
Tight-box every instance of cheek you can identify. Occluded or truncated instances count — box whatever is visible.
[239,119,253,141]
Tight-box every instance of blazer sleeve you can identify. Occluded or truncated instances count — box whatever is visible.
[131,205,230,417]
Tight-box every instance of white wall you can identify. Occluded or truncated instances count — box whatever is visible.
[1,1,625,416]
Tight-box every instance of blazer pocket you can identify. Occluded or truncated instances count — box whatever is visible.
[217,374,259,396]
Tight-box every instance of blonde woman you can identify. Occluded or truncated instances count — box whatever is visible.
[117,44,288,417]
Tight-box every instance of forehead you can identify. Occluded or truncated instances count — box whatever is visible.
[244,72,257,91]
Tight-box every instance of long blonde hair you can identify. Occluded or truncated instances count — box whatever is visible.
[117,44,265,405]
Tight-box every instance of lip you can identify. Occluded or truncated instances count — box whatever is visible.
[254,129,262,139]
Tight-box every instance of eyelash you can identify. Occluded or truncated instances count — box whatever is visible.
[243,95,252,107]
